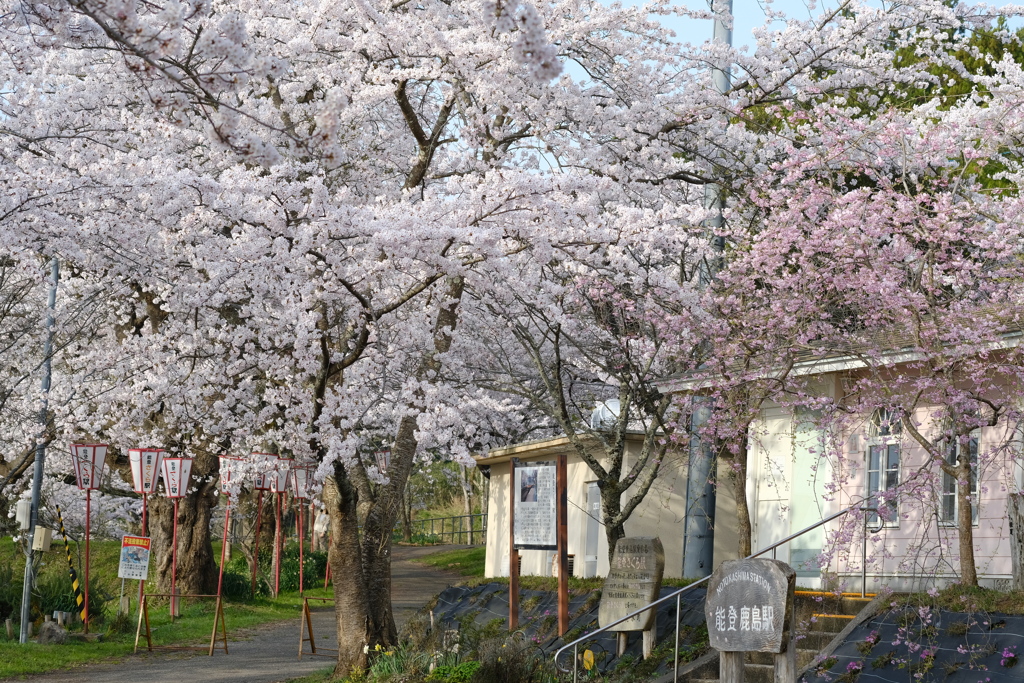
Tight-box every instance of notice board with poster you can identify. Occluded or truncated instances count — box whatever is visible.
[513,461,556,549]
[118,535,152,580]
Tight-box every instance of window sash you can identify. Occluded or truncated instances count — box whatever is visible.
[867,444,900,526]
[940,436,979,525]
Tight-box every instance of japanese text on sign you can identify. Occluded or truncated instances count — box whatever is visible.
[513,462,556,549]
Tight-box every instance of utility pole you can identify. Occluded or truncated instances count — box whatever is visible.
[20,257,59,644]
[684,0,733,579]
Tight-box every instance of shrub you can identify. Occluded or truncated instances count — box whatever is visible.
[368,642,428,681]
[427,661,481,683]
[471,636,552,683]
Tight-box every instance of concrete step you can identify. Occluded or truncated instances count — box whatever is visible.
[794,592,875,623]
[797,630,841,649]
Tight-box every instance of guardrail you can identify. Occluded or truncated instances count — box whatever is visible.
[554,503,880,683]
[405,513,487,545]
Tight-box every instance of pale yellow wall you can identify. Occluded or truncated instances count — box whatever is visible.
[482,437,689,579]
[712,456,739,571]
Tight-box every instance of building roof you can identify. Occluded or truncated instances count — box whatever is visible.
[473,432,650,465]
[657,308,1024,394]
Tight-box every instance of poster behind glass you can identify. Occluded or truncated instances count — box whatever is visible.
[513,461,556,549]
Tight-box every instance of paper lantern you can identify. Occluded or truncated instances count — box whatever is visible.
[291,464,315,500]
[71,444,107,491]
[270,458,290,494]
[251,453,276,492]
[128,448,164,494]
[161,457,193,498]
[218,455,242,495]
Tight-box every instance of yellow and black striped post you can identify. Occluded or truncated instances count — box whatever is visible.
[54,504,86,623]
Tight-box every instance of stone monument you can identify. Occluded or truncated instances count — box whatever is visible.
[598,537,665,657]
[705,558,796,683]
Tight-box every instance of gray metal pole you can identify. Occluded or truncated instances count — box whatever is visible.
[705,0,733,259]
[683,0,734,577]
[19,257,59,644]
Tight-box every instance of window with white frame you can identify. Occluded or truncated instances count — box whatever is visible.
[867,443,900,526]
[940,434,979,525]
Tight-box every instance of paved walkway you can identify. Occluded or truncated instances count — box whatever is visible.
[18,545,466,683]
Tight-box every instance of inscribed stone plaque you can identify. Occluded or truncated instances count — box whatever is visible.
[705,558,795,653]
[598,537,665,631]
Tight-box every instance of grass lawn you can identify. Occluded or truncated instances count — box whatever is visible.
[0,536,334,678]
[414,545,486,577]
[413,546,705,594]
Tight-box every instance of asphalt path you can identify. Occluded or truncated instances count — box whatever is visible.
[13,545,466,683]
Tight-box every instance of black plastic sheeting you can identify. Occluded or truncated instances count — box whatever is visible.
[802,609,1024,683]
[429,583,709,674]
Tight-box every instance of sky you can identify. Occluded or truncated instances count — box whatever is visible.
[659,0,828,51]
[651,0,1023,50]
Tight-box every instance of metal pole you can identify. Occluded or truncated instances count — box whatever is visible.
[251,490,263,598]
[862,515,868,599]
[84,489,91,633]
[20,256,58,645]
[171,498,179,617]
[674,593,682,683]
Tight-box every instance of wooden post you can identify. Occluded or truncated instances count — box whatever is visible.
[721,651,745,683]
[775,640,796,683]
[643,629,655,659]
[508,458,519,631]
[616,632,628,656]
[556,452,569,636]
[1010,493,1024,590]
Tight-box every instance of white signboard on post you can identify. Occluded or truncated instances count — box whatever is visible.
[71,444,107,491]
[128,449,164,494]
[513,461,557,550]
[161,457,192,498]
[118,535,152,580]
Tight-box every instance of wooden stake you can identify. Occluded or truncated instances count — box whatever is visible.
[556,452,569,636]
[508,458,519,631]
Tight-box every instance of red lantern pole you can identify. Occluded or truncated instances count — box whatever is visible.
[138,492,147,605]
[275,492,282,595]
[324,543,331,590]
[298,502,304,595]
[84,488,91,634]
[251,490,263,598]
[171,498,179,617]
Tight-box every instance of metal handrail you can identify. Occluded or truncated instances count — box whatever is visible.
[553,503,870,683]
[407,513,487,545]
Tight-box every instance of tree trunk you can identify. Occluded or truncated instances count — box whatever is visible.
[603,488,625,564]
[325,466,373,677]
[730,430,752,558]
[957,463,978,586]
[401,480,413,543]
[460,465,472,545]
[150,478,219,595]
[326,275,466,675]
[270,494,284,598]
[1010,493,1024,590]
